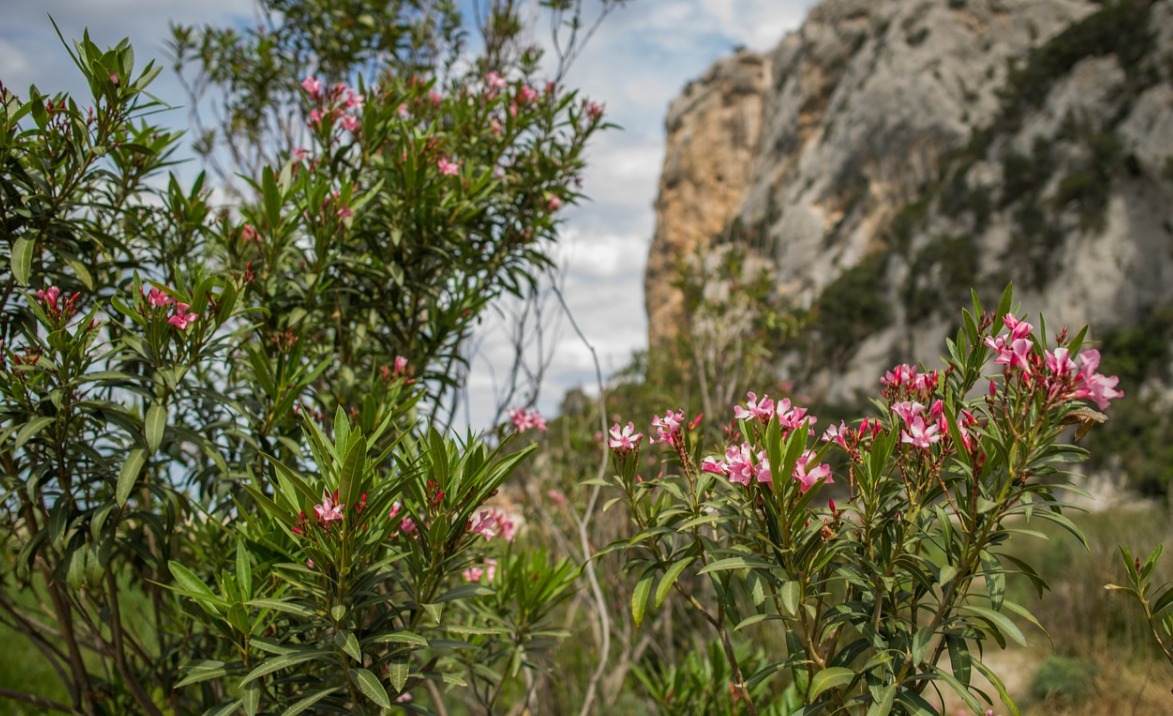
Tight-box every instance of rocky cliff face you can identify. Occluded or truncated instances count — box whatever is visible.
[647,0,1173,403]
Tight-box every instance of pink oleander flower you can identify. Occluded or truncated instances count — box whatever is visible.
[700,455,729,476]
[468,508,515,542]
[1074,349,1124,409]
[517,84,538,104]
[35,286,60,311]
[314,491,344,523]
[547,194,563,211]
[301,76,323,98]
[338,113,360,133]
[396,692,413,704]
[489,117,502,135]
[400,515,418,536]
[775,398,815,433]
[484,70,507,91]
[389,502,402,520]
[292,147,310,162]
[793,451,832,493]
[429,90,443,107]
[881,363,917,388]
[650,410,685,446]
[344,88,364,109]
[901,415,941,449]
[723,444,771,486]
[394,355,409,375]
[733,391,775,423]
[1003,313,1034,341]
[725,443,755,486]
[437,157,460,176]
[168,303,199,330]
[1046,347,1076,377]
[484,558,498,582]
[241,224,258,243]
[585,100,604,122]
[397,102,410,118]
[821,421,849,448]
[891,401,925,424]
[147,286,173,308]
[509,408,547,433]
[462,565,485,582]
[608,422,643,454]
[985,313,1036,370]
[546,488,566,505]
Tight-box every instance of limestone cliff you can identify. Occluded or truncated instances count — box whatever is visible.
[647,0,1173,405]
[645,50,769,339]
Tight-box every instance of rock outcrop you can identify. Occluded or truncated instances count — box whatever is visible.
[645,50,769,339]
[647,0,1173,403]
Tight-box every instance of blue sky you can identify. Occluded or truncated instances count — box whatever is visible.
[0,0,817,428]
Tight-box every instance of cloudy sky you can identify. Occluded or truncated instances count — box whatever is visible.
[0,0,816,429]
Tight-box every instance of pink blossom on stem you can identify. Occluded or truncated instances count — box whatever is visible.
[608,422,643,454]
[301,76,323,98]
[881,363,917,389]
[338,113,360,133]
[547,194,563,212]
[700,455,729,476]
[775,398,815,433]
[650,410,685,446]
[147,287,173,308]
[900,415,941,449]
[891,401,925,424]
[733,391,775,424]
[307,108,325,127]
[821,421,849,448]
[509,408,547,433]
[397,103,410,118]
[437,157,460,176]
[314,491,344,523]
[1074,349,1124,409]
[168,303,199,330]
[725,444,756,486]
[462,565,484,582]
[585,100,604,122]
[1003,313,1034,341]
[344,88,364,110]
[394,355,409,376]
[793,451,832,493]
[400,516,418,536]
[517,84,538,104]
[1046,347,1076,378]
[484,71,507,92]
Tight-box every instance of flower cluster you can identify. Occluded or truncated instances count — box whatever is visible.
[462,558,498,583]
[145,286,200,330]
[880,363,939,403]
[985,313,1123,409]
[467,507,517,542]
[650,410,685,447]
[34,285,81,321]
[732,392,815,434]
[508,408,547,433]
[302,76,364,134]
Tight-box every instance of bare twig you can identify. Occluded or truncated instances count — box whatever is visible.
[547,280,611,716]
